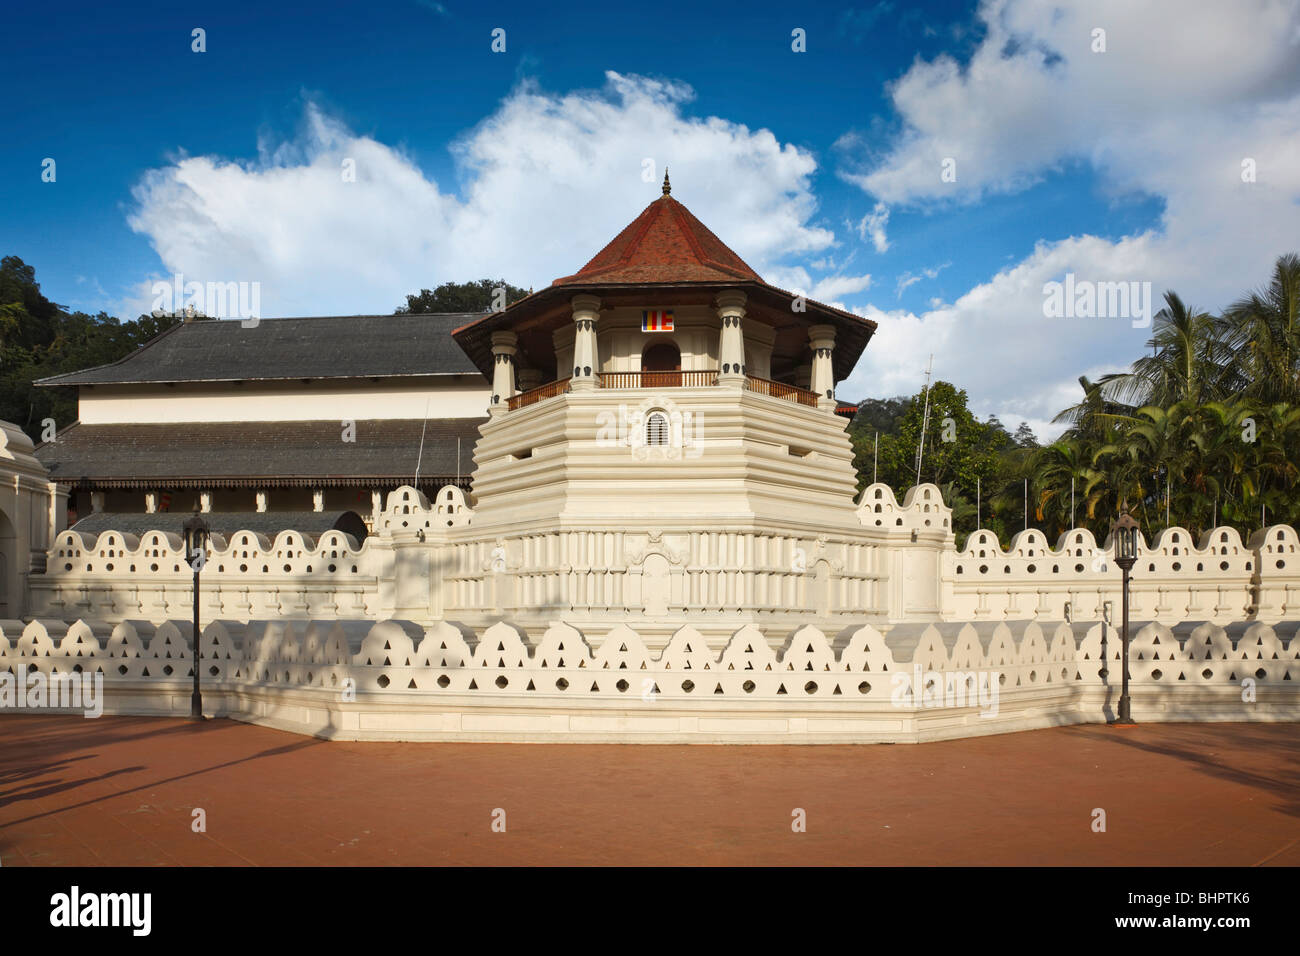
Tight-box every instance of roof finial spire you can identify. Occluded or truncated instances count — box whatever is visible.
[662,168,671,196]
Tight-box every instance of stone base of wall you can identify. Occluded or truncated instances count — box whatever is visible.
[210,685,1300,743]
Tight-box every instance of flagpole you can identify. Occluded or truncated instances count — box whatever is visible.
[873,431,878,484]
[976,477,980,530]
[1024,477,1028,532]
[914,355,933,487]
[414,398,430,492]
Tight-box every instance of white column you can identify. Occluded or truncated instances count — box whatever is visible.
[90,491,105,513]
[489,330,518,414]
[47,482,67,540]
[809,324,837,410]
[312,490,325,512]
[199,492,212,514]
[145,492,158,514]
[570,295,601,390]
[715,290,747,386]
[255,491,269,513]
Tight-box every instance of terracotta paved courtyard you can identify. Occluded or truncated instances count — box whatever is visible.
[0,715,1296,865]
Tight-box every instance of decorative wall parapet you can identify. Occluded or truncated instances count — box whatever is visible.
[3,615,1295,743]
[32,524,384,624]
[943,520,1291,625]
[20,481,1300,630]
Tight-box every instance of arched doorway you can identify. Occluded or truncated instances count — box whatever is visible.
[641,342,681,387]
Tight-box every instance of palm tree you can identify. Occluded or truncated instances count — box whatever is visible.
[1220,253,1300,404]
[1095,402,1204,534]
[1182,400,1253,533]
[1052,375,1131,444]
[1108,291,1235,406]
[1029,438,1105,535]
[1253,401,1300,526]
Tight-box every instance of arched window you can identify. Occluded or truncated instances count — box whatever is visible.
[646,410,670,446]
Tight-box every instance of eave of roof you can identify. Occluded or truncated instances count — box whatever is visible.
[451,279,877,383]
[35,419,484,486]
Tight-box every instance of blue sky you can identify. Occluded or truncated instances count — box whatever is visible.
[3,0,1298,435]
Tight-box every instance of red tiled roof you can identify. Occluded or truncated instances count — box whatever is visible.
[553,195,762,286]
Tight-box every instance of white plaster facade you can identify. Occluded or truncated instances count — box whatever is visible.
[76,376,490,424]
[5,443,1299,741]
[0,422,68,618]
[5,189,1296,742]
[3,614,1294,743]
[26,480,1299,635]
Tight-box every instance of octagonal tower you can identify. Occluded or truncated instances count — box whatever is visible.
[452,175,878,536]
[431,177,914,644]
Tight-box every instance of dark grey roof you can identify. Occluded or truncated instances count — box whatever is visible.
[71,510,370,541]
[36,419,484,488]
[36,313,488,386]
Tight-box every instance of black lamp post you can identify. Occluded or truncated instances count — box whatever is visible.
[1111,504,1140,724]
[183,509,210,721]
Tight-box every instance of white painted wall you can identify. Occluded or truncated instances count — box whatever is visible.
[5,616,1296,743]
[76,376,491,424]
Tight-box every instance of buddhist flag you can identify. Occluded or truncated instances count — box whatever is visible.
[642,309,674,332]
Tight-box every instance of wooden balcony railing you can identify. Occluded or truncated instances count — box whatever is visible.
[507,377,570,411]
[598,370,720,389]
[745,375,820,407]
[508,370,822,412]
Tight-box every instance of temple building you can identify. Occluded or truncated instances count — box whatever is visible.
[1,177,1295,743]
[34,173,873,536]
[35,313,488,530]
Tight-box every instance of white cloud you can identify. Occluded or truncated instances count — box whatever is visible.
[853,201,890,252]
[838,0,1300,435]
[844,231,1175,439]
[127,74,835,317]
[894,262,948,298]
[812,273,873,301]
[852,0,1300,207]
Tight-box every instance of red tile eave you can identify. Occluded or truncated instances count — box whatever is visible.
[749,281,879,333]
[513,279,877,334]
[449,285,562,337]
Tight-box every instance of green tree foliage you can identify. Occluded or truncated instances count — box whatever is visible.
[851,396,911,436]
[396,278,531,314]
[1105,291,1236,407]
[0,256,181,441]
[1221,253,1300,404]
[853,253,1300,547]
[849,381,1030,541]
